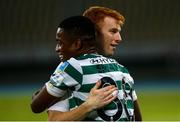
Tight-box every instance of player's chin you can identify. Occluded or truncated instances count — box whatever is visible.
[107,50,115,56]
[109,46,116,55]
[58,55,63,61]
[104,52,114,57]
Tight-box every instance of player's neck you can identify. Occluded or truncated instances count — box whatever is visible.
[86,46,97,54]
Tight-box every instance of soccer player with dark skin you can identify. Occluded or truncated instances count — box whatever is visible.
[31,16,118,120]
[47,6,142,121]
[31,6,142,121]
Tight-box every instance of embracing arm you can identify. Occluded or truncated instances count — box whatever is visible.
[134,99,142,121]
[48,81,118,121]
[48,101,93,121]
[31,86,59,113]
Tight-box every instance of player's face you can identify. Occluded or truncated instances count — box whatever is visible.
[96,16,122,56]
[55,28,76,62]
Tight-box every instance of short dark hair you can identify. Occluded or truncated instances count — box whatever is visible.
[58,16,95,43]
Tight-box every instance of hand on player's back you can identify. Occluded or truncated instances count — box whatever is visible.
[84,81,118,111]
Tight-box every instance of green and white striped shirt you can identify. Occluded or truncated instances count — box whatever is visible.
[46,53,137,121]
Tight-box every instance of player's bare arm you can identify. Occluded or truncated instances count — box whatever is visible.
[31,81,118,115]
[48,81,118,121]
[31,86,59,113]
[134,100,142,121]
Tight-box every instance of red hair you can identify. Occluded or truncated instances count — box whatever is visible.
[83,6,125,30]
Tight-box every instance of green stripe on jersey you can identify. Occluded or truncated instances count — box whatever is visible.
[69,97,77,109]
[122,66,130,73]
[71,97,84,107]
[64,63,82,84]
[119,118,128,121]
[127,99,134,109]
[82,63,127,75]
[56,82,69,90]
[75,54,100,60]
[77,83,96,92]
[78,80,122,92]
[116,80,122,90]
[103,101,117,110]
[69,97,85,110]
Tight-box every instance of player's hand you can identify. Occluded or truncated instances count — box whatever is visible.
[84,80,118,111]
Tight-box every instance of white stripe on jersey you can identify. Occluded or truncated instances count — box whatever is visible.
[46,82,67,97]
[82,71,127,85]
[48,99,70,112]
[75,58,94,66]
[73,91,89,101]
[62,71,80,88]
[123,73,134,84]
[68,57,83,74]
[132,90,137,101]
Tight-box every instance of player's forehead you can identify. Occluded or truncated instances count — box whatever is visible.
[56,27,63,35]
[99,16,121,31]
[56,27,65,38]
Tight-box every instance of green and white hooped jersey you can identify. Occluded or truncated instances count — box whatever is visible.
[46,53,137,121]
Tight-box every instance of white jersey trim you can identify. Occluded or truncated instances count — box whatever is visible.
[46,82,67,97]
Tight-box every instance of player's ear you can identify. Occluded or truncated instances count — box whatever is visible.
[73,39,83,51]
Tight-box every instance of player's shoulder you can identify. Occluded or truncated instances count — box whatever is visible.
[106,57,129,73]
[119,64,129,74]
[72,53,103,66]
[57,57,80,69]
[75,53,101,60]
[56,55,93,73]
[53,62,69,74]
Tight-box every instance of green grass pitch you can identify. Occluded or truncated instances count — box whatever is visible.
[0,91,179,121]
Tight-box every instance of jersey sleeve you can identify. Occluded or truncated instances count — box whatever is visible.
[46,60,82,97]
[46,62,70,97]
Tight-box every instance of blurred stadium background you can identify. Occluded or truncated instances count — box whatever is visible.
[0,0,179,120]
